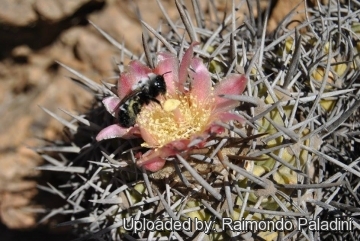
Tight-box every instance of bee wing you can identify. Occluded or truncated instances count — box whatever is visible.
[118,88,143,108]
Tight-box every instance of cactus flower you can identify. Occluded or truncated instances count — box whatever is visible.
[96,43,248,172]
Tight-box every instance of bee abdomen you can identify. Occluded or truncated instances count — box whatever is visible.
[118,107,135,127]
[118,95,144,128]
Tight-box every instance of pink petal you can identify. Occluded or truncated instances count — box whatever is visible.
[216,99,241,113]
[179,42,199,92]
[128,60,153,78]
[96,124,140,141]
[139,126,159,146]
[137,148,174,172]
[214,74,248,112]
[117,60,152,99]
[102,96,120,117]
[137,139,190,171]
[189,57,211,103]
[208,124,225,134]
[217,112,246,124]
[167,139,190,151]
[117,72,132,99]
[154,52,179,96]
[156,51,176,63]
[137,150,167,172]
[142,157,166,172]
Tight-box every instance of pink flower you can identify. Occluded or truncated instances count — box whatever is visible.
[96,43,248,172]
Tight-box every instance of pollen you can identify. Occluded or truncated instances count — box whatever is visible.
[137,93,214,147]
[163,99,181,112]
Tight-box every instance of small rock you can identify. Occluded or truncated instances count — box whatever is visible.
[35,0,63,22]
[12,45,32,64]
[61,0,96,16]
[75,30,115,75]
[0,0,37,26]
[12,45,32,58]
[0,191,37,228]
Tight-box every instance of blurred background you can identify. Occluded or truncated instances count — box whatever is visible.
[0,0,303,239]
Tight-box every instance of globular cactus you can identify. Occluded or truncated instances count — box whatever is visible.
[37,0,360,240]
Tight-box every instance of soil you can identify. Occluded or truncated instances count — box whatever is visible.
[0,0,303,239]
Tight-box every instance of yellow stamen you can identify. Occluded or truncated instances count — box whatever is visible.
[137,93,215,147]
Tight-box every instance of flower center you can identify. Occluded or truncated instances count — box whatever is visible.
[137,93,214,147]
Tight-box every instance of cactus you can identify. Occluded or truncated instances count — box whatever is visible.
[37,0,360,240]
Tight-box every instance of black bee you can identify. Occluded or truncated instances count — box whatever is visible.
[118,72,169,127]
